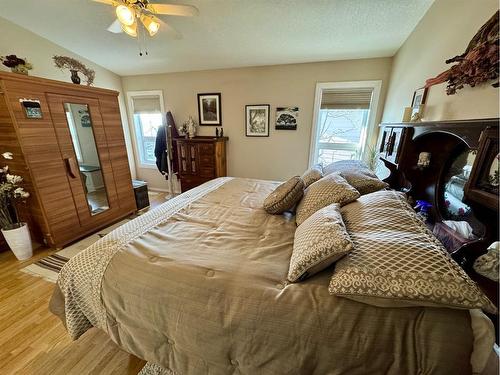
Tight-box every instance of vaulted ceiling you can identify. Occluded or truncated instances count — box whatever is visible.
[0,0,434,76]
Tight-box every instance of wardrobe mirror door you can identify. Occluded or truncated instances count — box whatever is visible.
[64,103,110,215]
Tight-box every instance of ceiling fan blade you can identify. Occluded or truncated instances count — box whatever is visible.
[92,0,116,5]
[107,19,123,33]
[148,3,199,17]
[157,18,182,39]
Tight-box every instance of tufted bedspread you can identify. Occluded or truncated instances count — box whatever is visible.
[50,177,484,374]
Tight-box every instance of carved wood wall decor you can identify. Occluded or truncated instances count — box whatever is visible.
[425,11,499,95]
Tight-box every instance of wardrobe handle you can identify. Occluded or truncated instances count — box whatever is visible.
[64,157,78,178]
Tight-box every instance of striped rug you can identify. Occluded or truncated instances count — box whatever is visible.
[34,253,69,274]
[20,219,131,283]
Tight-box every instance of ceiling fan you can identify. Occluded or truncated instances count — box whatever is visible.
[92,0,199,39]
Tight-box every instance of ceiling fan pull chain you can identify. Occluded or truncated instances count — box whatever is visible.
[137,20,144,56]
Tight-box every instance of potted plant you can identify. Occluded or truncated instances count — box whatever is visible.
[0,152,32,260]
[0,55,33,75]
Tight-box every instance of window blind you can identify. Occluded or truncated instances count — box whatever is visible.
[132,97,161,113]
[321,89,373,110]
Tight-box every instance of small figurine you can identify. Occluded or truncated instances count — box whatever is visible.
[215,128,219,138]
[220,128,224,137]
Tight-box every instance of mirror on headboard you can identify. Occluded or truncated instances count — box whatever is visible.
[441,149,475,220]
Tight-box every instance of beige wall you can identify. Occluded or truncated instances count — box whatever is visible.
[0,17,136,178]
[122,58,392,188]
[382,0,499,122]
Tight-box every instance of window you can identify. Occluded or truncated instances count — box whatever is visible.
[309,81,381,167]
[133,112,162,165]
[128,91,165,167]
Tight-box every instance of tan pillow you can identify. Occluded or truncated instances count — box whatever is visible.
[288,204,353,282]
[300,164,323,188]
[329,190,496,314]
[340,170,388,195]
[295,174,360,226]
[263,176,304,214]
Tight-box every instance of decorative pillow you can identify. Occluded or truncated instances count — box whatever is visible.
[295,174,360,226]
[288,204,353,282]
[323,160,372,176]
[329,190,496,313]
[263,176,305,214]
[300,164,323,188]
[339,170,388,195]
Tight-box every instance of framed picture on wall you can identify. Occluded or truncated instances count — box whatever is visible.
[275,107,298,130]
[245,104,270,137]
[197,93,222,126]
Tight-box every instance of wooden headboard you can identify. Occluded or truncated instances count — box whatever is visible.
[378,118,499,264]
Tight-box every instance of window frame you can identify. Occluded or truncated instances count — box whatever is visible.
[127,90,166,169]
[308,80,382,167]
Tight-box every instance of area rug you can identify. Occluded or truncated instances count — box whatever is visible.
[20,219,130,283]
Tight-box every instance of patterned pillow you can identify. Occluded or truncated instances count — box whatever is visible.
[329,190,497,313]
[295,174,360,226]
[340,170,388,195]
[263,176,305,214]
[288,204,353,282]
[323,160,371,175]
[300,164,323,188]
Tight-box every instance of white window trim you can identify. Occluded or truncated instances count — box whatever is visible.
[127,90,166,169]
[308,80,382,167]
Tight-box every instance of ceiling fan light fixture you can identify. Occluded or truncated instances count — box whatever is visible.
[116,4,135,26]
[121,21,137,37]
[141,15,160,36]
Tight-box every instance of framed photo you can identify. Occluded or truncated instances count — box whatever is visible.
[275,107,298,130]
[245,105,270,137]
[411,87,428,108]
[197,93,221,126]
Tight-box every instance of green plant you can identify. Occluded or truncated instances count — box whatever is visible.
[364,145,380,172]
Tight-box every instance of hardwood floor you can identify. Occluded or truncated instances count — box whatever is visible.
[0,192,170,375]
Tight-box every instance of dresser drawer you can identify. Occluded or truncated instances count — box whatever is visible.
[199,166,215,178]
[198,143,214,154]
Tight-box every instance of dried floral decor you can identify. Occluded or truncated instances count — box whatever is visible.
[0,55,33,75]
[425,11,499,95]
[53,55,95,86]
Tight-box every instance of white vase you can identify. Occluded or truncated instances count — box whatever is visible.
[1,222,33,260]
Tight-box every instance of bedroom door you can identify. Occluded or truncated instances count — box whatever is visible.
[47,93,119,228]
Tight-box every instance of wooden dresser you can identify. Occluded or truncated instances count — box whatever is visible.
[0,72,136,249]
[173,136,228,192]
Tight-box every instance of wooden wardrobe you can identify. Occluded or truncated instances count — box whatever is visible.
[0,72,136,249]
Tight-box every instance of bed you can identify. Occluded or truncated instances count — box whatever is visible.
[50,176,494,375]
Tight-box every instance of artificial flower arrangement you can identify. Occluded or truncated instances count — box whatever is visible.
[0,152,30,230]
[53,55,95,86]
[0,55,33,75]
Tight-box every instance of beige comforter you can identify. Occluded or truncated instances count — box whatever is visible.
[51,177,475,374]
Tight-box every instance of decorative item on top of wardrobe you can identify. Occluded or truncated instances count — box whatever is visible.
[0,152,32,260]
[425,10,499,94]
[0,55,33,75]
[52,56,95,86]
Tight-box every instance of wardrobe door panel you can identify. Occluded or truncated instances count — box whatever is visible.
[2,83,79,246]
[47,94,120,228]
[98,95,135,212]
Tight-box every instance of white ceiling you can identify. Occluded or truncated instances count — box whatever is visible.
[0,0,434,76]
